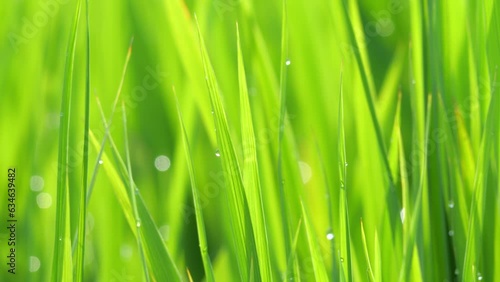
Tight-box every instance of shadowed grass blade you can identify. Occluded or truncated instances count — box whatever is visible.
[338,68,352,282]
[300,200,328,281]
[122,102,151,282]
[237,23,273,282]
[52,0,83,280]
[360,219,376,282]
[195,15,256,281]
[173,87,215,282]
[398,95,433,282]
[74,0,91,280]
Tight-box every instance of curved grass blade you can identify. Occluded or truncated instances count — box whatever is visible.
[237,23,273,282]
[173,87,215,282]
[300,200,329,281]
[338,0,401,229]
[74,0,91,280]
[122,102,151,282]
[52,0,83,280]
[86,37,134,201]
[398,95,433,282]
[338,68,352,282]
[462,70,498,282]
[89,107,183,281]
[360,219,376,282]
[276,0,292,279]
[195,15,256,281]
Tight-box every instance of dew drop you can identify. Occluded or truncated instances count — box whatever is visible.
[400,208,406,223]
[215,150,221,157]
[454,269,459,275]
[412,80,416,85]
[448,230,454,237]
[340,181,345,189]
[136,221,142,228]
[285,60,291,66]
[344,162,348,167]
[98,159,103,165]
[478,273,483,280]
[448,200,454,208]
[326,232,335,241]
[340,257,344,263]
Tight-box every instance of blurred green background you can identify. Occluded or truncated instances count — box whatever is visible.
[1,0,499,281]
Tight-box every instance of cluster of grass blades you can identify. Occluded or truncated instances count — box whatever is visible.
[5,0,497,281]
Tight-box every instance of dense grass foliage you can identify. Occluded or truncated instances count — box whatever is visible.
[1,0,499,281]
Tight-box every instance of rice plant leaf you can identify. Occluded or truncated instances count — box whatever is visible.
[360,219,376,282]
[122,102,151,282]
[462,71,498,282]
[300,200,329,281]
[173,87,215,282]
[237,23,273,282]
[337,68,352,282]
[277,1,293,278]
[52,0,83,280]
[89,127,183,282]
[398,95,433,282]
[74,0,91,279]
[195,15,256,280]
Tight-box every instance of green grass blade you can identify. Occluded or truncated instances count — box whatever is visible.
[194,15,256,281]
[277,0,292,278]
[52,0,83,280]
[300,200,329,281]
[173,87,215,282]
[462,71,498,282]
[89,128,183,281]
[237,23,273,282]
[360,219,376,282]
[398,95,433,282]
[122,102,151,282]
[86,38,133,201]
[74,0,91,280]
[338,0,401,232]
[337,68,352,282]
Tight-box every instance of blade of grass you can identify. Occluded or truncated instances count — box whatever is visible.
[74,0,91,280]
[52,0,83,280]
[122,101,151,282]
[338,0,401,234]
[462,70,498,282]
[374,229,382,282]
[195,15,257,280]
[71,38,134,254]
[173,86,215,282]
[300,200,329,281]
[398,95,433,282]
[89,102,183,281]
[337,67,352,282]
[86,38,134,202]
[277,0,292,279]
[360,219,376,282]
[237,23,273,282]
